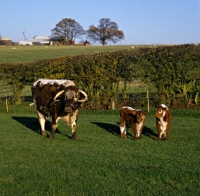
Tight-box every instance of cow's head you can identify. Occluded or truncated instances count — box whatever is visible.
[154,104,168,119]
[136,110,148,123]
[53,86,88,113]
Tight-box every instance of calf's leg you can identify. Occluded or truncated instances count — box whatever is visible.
[120,121,127,138]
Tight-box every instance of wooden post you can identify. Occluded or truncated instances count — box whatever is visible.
[111,100,115,110]
[5,94,8,112]
[147,90,149,112]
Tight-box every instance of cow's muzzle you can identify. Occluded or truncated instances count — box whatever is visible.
[64,104,74,113]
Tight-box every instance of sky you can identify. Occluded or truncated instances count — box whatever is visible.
[1,0,200,45]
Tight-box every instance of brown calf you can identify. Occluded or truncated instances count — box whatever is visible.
[154,104,171,140]
[119,106,148,140]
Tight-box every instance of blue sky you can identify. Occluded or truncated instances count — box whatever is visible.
[1,0,199,45]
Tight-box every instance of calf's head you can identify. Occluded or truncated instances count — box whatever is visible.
[53,86,87,113]
[154,104,168,119]
[136,110,148,123]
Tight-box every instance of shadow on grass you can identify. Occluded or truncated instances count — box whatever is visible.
[142,126,157,140]
[91,122,120,136]
[11,116,71,139]
[91,121,157,140]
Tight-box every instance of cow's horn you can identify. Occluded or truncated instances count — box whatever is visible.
[54,90,65,101]
[78,90,88,102]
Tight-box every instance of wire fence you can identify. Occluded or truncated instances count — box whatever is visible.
[0,91,198,115]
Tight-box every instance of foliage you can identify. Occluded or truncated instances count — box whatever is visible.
[51,18,85,44]
[138,44,200,105]
[87,18,124,45]
[1,44,200,109]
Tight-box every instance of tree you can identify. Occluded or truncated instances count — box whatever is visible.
[51,18,85,44]
[86,18,124,45]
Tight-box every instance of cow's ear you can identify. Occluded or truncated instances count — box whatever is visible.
[132,110,137,115]
[144,112,148,116]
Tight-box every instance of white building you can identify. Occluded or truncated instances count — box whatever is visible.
[19,36,51,45]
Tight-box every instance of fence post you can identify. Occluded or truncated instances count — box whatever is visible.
[147,90,149,112]
[5,94,8,112]
[111,100,115,110]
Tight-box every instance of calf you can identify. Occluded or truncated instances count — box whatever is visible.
[154,104,171,140]
[119,106,148,140]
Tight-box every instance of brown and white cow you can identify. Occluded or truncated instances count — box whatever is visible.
[154,104,171,140]
[119,106,148,140]
[30,79,88,140]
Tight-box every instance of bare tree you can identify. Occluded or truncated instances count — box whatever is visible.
[86,18,124,45]
[22,26,32,40]
[51,18,85,44]
[22,29,27,40]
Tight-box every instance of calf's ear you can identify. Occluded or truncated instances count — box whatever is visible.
[132,110,137,115]
[144,112,148,116]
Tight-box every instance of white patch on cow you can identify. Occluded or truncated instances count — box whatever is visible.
[160,104,168,110]
[71,120,77,133]
[36,110,46,131]
[120,125,126,134]
[159,115,167,138]
[121,106,134,110]
[32,79,75,88]
[135,117,144,137]
[60,110,78,126]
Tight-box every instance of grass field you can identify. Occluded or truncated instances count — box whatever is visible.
[0,105,199,195]
[0,45,133,63]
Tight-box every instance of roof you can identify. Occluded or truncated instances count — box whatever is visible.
[33,36,50,40]
[0,37,12,41]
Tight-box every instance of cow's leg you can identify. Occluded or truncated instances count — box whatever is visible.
[69,111,79,141]
[71,119,77,140]
[120,121,127,138]
[49,114,58,139]
[156,123,162,140]
[164,130,168,140]
[37,110,47,136]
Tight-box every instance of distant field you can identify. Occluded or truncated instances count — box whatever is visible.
[0,45,134,63]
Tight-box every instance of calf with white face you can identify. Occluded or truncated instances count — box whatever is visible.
[154,104,171,140]
[119,106,148,140]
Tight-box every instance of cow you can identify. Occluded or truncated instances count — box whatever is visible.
[154,104,171,140]
[30,79,88,140]
[119,106,148,140]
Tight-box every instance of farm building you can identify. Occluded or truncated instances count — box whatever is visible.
[19,36,51,45]
[0,37,12,45]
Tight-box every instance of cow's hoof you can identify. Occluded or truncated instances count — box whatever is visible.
[71,137,78,141]
[41,131,47,137]
[120,133,126,138]
[71,133,77,141]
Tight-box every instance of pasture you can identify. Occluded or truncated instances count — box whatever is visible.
[0,105,199,195]
[0,45,133,63]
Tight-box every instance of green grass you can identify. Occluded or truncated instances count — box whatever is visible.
[0,105,199,195]
[0,45,133,63]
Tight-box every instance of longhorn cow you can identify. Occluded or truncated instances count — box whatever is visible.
[30,79,88,140]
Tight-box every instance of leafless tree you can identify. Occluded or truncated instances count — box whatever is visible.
[86,18,124,45]
[51,18,85,44]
